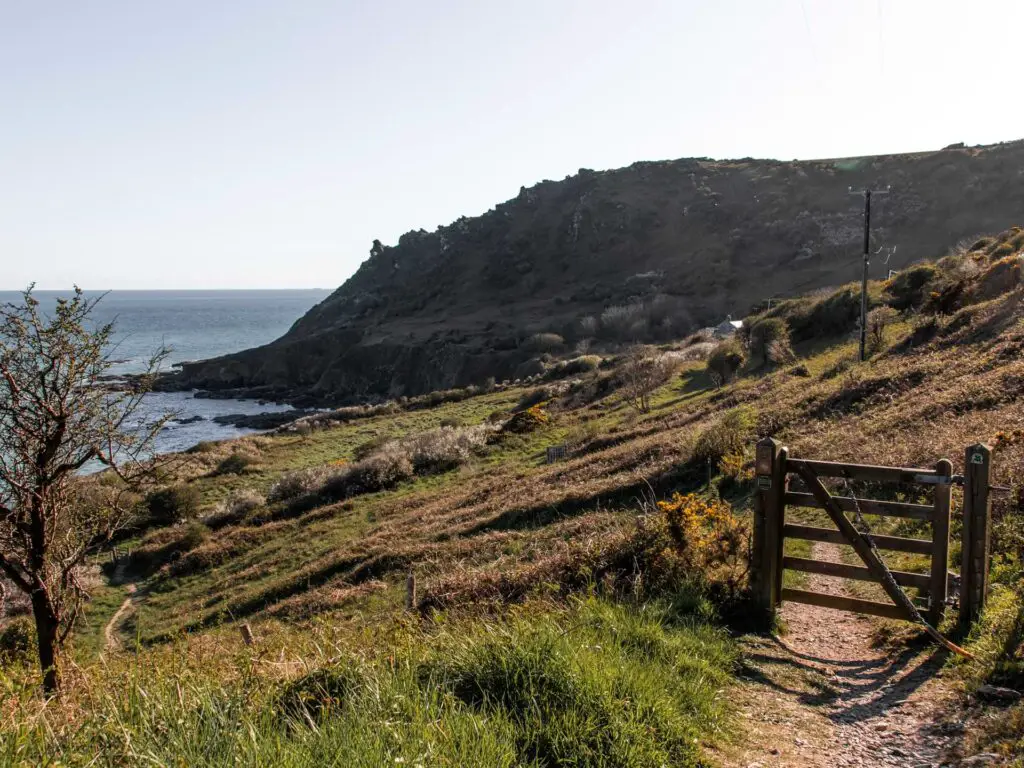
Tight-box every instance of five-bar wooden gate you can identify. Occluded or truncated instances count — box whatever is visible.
[751,438,994,631]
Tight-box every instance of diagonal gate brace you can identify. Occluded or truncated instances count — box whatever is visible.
[792,462,913,619]
[791,462,974,658]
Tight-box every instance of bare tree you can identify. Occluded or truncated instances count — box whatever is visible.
[0,287,169,694]
[618,346,673,414]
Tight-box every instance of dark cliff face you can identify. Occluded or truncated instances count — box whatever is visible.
[179,141,1024,404]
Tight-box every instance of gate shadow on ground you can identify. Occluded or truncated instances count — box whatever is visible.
[739,635,945,717]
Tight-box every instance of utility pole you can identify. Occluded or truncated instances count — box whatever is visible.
[850,186,890,361]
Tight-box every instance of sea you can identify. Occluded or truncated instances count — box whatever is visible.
[0,289,333,454]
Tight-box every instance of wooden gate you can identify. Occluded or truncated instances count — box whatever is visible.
[751,438,994,630]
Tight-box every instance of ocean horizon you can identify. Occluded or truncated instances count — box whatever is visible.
[0,288,333,453]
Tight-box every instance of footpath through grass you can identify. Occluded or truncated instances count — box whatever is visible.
[1,597,735,768]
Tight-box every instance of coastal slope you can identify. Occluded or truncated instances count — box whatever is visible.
[176,140,1024,404]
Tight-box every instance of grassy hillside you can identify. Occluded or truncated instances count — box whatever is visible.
[2,226,1023,765]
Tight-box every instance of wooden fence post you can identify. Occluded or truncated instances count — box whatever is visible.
[240,623,255,646]
[929,458,953,626]
[752,438,784,617]
[960,443,993,632]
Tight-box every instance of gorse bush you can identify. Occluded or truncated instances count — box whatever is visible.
[655,493,746,588]
[501,404,550,434]
[146,484,202,525]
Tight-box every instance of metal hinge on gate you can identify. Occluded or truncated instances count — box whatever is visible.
[922,473,1011,493]
[914,474,958,485]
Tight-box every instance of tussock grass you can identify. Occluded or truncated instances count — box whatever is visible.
[0,599,735,767]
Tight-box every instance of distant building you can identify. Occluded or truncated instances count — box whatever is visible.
[713,316,743,339]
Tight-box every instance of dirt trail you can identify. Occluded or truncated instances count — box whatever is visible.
[103,564,138,653]
[717,542,965,768]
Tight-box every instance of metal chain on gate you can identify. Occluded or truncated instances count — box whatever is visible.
[840,473,973,658]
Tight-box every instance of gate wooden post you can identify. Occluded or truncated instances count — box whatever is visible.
[960,443,993,632]
[752,438,784,617]
[929,459,953,626]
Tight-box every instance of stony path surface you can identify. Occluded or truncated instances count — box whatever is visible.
[715,542,971,768]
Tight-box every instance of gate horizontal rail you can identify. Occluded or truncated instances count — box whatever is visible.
[780,588,913,621]
[785,458,943,485]
[784,491,934,521]
[782,556,932,590]
[783,523,934,555]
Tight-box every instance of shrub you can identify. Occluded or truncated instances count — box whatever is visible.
[205,489,264,529]
[0,616,34,661]
[706,341,746,386]
[747,318,792,365]
[340,443,414,494]
[129,522,210,573]
[502,405,550,434]
[866,306,898,355]
[779,285,862,341]
[577,315,599,338]
[146,484,202,525]
[547,355,601,380]
[692,407,756,466]
[655,493,746,584]
[677,342,716,361]
[885,263,938,311]
[403,426,489,475]
[978,255,1023,299]
[524,332,565,353]
[267,466,335,503]
[683,328,715,347]
[212,453,254,476]
[516,386,552,411]
[600,303,646,341]
[617,347,674,413]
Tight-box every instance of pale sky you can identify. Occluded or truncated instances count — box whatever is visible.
[2,0,1022,290]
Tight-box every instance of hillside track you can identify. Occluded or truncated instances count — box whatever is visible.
[717,543,967,768]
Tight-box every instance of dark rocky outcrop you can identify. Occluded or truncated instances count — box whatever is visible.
[172,141,1024,405]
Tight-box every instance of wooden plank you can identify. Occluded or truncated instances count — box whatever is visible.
[929,459,952,625]
[784,491,933,521]
[786,458,940,485]
[960,443,993,632]
[783,556,932,590]
[753,438,783,614]
[792,462,930,628]
[781,588,912,620]
[772,447,789,605]
[784,523,933,555]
